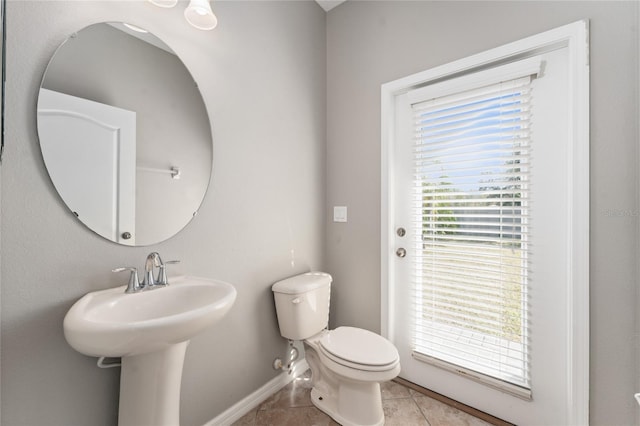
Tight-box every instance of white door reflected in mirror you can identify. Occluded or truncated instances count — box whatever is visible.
[39,88,137,244]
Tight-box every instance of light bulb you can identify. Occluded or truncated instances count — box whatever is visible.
[184,0,218,30]
[148,0,178,8]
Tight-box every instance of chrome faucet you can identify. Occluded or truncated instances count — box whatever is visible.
[143,252,162,288]
[113,252,180,293]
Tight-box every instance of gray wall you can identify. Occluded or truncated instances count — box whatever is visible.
[326,1,639,425]
[1,1,325,425]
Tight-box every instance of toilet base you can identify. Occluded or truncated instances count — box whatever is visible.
[310,384,384,426]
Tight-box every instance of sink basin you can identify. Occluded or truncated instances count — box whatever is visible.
[64,276,237,357]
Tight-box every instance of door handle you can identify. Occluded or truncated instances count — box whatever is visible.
[396,248,407,258]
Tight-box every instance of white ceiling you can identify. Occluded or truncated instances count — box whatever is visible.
[315,0,347,12]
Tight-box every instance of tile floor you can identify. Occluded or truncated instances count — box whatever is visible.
[232,371,495,426]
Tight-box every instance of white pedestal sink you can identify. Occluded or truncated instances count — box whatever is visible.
[63,276,237,426]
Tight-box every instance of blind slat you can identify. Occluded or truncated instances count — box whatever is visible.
[413,327,529,358]
[413,93,531,122]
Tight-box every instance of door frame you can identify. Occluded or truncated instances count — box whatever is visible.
[380,20,589,425]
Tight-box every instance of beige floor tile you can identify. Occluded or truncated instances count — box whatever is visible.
[409,387,424,398]
[381,380,412,400]
[258,376,314,410]
[383,398,430,426]
[414,395,493,426]
[255,406,340,426]
[233,370,495,426]
[231,407,258,426]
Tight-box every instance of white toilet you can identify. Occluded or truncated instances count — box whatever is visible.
[272,272,400,426]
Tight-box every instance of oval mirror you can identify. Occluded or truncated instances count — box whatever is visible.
[37,22,212,246]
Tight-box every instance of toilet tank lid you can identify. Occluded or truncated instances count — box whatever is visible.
[271,272,332,294]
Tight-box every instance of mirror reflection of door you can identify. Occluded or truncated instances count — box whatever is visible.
[38,88,136,244]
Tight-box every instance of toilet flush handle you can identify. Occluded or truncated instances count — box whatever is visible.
[292,297,302,304]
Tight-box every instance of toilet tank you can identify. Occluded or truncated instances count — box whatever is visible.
[271,272,332,341]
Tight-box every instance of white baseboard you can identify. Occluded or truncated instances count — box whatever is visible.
[203,359,309,426]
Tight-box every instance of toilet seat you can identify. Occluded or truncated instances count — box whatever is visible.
[319,327,399,372]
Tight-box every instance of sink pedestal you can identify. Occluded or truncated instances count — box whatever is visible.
[118,341,189,426]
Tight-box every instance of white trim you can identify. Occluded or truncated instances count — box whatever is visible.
[637,4,640,424]
[203,359,309,426]
[380,84,394,341]
[564,20,590,426]
[381,20,589,425]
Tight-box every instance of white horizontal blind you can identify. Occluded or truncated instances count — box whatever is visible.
[410,74,533,395]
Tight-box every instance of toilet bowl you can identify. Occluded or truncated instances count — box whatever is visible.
[272,272,400,426]
[305,327,400,426]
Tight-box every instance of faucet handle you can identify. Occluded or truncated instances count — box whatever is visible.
[113,267,141,293]
[156,260,180,285]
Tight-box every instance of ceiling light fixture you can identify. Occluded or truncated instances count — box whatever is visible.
[148,0,218,31]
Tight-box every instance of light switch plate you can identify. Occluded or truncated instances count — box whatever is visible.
[333,206,347,222]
